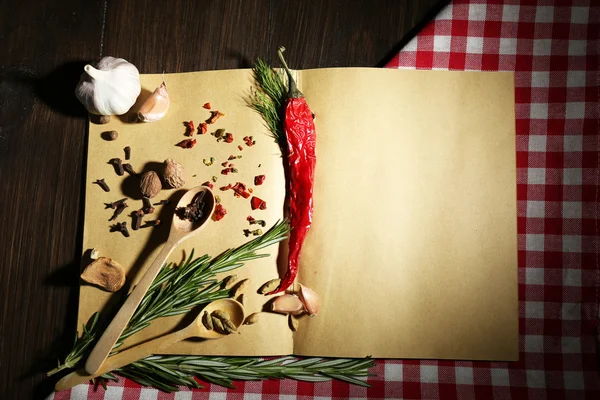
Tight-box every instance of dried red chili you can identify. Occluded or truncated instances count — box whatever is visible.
[254,175,266,186]
[243,136,256,147]
[221,167,238,175]
[268,48,316,294]
[206,111,225,124]
[213,204,226,221]
[176,138,197,149]
[238,145,243,151]
[250,196,267,210]
[203,102,211,110]
[224,133,234,143]
[187,120,195,136]
[232,182,250,198]
[199,122,208,135]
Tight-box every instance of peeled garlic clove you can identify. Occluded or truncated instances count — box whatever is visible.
[138,82,170,122]
[75,56,141,116]
[298,284,319,316]
[271,294,305,315]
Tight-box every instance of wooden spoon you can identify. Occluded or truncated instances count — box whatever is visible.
[85,186,216,375]
[56,299,244,391]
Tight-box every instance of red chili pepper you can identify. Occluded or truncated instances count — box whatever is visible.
[176,139,197,149]
[213,204,226,221]
[268,47,316,294]
[250,196,267,210]
[187,120,195,136]
[254,174,266,186]
[199,122,208,135]
[203,102,211,110]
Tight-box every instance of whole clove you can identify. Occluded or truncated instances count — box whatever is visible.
[109,202,128,221]
[110,158,124,176]
[175,191,206,222]
[110,222,130,237]
[94,179,110,192]
[123,163,139,177]
[105,198,127,209]
[141,197,155,214]
[153,199,170,206]
[132,210,144,230]
[141,219,161,228]
[124,146,131,160]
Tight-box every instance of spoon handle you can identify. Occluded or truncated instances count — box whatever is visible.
[84,236,180,375]
[55,323,194,391]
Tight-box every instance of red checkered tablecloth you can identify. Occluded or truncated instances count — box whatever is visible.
[51,1,599,399]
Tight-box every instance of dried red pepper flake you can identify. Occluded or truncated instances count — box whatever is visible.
[224,133,234,143]
[232,182,250,199]
[221,161,228,167]
[203,102,211,110]
[220,167,238,175]
[198,122,208,135]
[201,181,214,189]
[220,184,233,191]
[186,120,195,136]
[246,215,255,223]
[250,196,267,210]
[254,175,266,186]
[238,145,243,151]
[213,204,226,221]
[228,163,234,167]
[176,138,197,149]
[248,188,253,193]
[206,111,225,124]
[243,136,256,147]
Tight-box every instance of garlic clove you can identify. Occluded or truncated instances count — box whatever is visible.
[271,294,305,315]
[138,82,170,122]
[297,284,319,316]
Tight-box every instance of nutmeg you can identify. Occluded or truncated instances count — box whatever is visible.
[163,159,186,189]
[140,171,161,198]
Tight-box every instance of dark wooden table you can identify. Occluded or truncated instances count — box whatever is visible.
[0,1,446,398]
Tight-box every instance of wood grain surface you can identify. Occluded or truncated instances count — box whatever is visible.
[0,1,445,398]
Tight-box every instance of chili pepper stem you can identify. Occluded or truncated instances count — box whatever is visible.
[277,46,303,98]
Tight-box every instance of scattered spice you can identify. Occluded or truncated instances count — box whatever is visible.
[238,145,243,151]
[105,198,127,209]
[109,202,128,221]
[250,196,267,210]
[224,133,234,143]
[140,219,161,228]
[132,210,144,230]
[247,216,266,227]
[243,228,263,237]
[228,154,242,160]
[94,179,110,192]
[80,257,126,292]
[186,120,195,136]
[222,275,238,289]
[243,136,256,147]
[110,158,124,176]
[176,191,207,222]
[248,188,253,193]
[110,221,130,237]
[220,167,238,175]
[213,204,226,221]
[176,138,197,149]
[254,175,266,186]
[215,195,221,204]
[202,181,214,189]
[153,199,170,206]
[214,129,226,141]
[203,102,211,110]
[199,122,208,135]
[221,161,228,167]
[210,176,218,183]
[140,172,161,198]
[203,157,215,166]
[163,159,186,189]
[206,110,225,124]
[106,130,118,141]
[124,146,131,160]
[232,182,250,198]
[123,163,139,177]
[202,311,213,330]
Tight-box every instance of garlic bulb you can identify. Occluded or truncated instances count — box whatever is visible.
[138,82,170,122]
[75,57,141,115]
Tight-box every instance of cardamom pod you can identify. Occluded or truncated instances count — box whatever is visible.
[244,312,260,325]
[258,278,281,294]
[202,311,213,330]
[222,275,238,289]
[211,316,224,333]
[232,278,250,298]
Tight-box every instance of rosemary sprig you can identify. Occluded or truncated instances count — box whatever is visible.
[111,355,376,392]
[250,58,287,147]
[48,220,290,376]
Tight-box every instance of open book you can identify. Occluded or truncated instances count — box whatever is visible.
[79,68,517,361]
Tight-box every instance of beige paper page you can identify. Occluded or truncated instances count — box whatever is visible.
[293,68,518,361]
[80,70,292,356]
